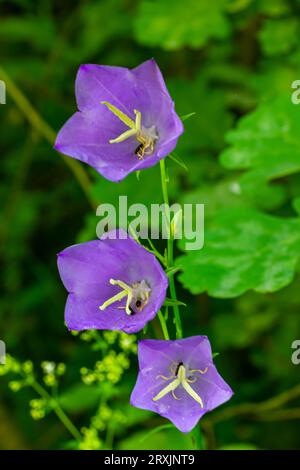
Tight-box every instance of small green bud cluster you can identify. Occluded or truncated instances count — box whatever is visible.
[29,398,47,420]
[41,361,66,387]
[80,350,130,385]
[79,427,103,450]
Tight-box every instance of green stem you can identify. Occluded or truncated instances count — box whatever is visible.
[105,423,115,449]
[31,380,82,442]
[52,402,82,442]
[157,310,170,340]
[159,159,183,339]
[160,160,203,449]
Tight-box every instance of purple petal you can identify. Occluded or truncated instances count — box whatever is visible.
[57,230,168,333]
[54,110,141,182]
[130,337,233,433]
[132,59,170,97]
[54,59,183,181]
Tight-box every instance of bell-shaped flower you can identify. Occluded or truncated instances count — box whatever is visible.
[57,230,168,333]
[54,59,183,182]
[130,336,233,432]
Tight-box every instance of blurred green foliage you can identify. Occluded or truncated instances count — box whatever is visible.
[1,0,300,450]
[178,208,300,297]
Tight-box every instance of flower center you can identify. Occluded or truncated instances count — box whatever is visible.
[99,279,151,315]
[153,362,208,407]
[101,101,158,160]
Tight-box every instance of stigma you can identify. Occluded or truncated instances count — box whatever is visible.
[99,279,151,315]
[101,101,158,160]
[153,362,208,407]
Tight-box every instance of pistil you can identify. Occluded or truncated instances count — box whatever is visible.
[153,363,208,407]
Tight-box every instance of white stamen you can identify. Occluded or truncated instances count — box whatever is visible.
[153,364,207,408]
[101,101,157,159]
[99,279,151,315]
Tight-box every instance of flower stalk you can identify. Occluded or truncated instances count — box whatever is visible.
[159,159,183,339]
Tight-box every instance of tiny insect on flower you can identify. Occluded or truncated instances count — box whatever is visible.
[130,336,233,433]
[57,229,168,334]
[100,102,158,160]
[54,59,183,182]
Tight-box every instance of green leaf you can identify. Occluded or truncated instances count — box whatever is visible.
[256,0,290,17]
[168,152,188,172]
[134,0,230,50]
[220,96,300,202]
[165,265,182,278]
[259,18,299,57]
[164,297,186,307]
[180,112,196,122]
[177,208,300,298]
[221,95,300,177]
[168,75,233,153]
[250,65,296,103]
[226,0,252,14]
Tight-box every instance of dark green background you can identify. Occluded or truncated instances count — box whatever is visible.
[1,0,300,450]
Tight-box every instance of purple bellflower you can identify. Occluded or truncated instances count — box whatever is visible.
[57,230,168,334]
[54,59,183,182]
[130,336,233,433]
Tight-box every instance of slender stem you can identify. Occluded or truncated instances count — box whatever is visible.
[159,160,200,449]
[210,382,300,424]
[0,67,96,209]
[52,402,82,442]
[105,424,115,449]
[169,270,183,338]
[160,159,170,212]
[147,238,167,266]
[159,159,183,339]
[31,380,82,442]
[157,310,170,340]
